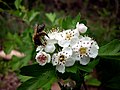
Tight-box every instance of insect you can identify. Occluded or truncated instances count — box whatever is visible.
[33,24,49,46]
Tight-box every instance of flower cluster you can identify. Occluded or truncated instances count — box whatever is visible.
[35,22,99,73]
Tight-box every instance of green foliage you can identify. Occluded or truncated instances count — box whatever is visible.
[66,59,99,73]
[106,74,120,89]
[45,13,56,23]
[14,0,22,9]
[17,70,57,90]
[61,14,81,29]
[20,63,55,77]
[0,0,120,89]
[99,39,120,60]
[85,74,101,86]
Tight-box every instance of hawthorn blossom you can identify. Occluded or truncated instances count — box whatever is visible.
[72,36,99,65]
[76,22,87,33]
[36,32,58,53]
[52,47,75,73]
[56,29,79,47]
[35,51,51,66]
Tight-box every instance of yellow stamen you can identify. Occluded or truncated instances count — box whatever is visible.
[79,47,87,55]
[59,55,65,62]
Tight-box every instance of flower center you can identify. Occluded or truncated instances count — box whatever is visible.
[59,55,65,62]
[66,33,72,40]
[79,47,87,55]
[37,54,47,63]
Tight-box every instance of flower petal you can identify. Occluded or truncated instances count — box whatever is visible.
[62,47,72,56]
[70,38,79,47]
[56,64,65,73]
[80,56,90,65]
[45,44,55,53]
[35,51,48,66]
[76,22,87,33]
[65,57,75,67]
[52,53,59,66]
[47,39,57,44]
[58,40,70,47]
[47,54,51,63]
[72,52,81,61]
[36,46,43,52]
[88,45,98,58]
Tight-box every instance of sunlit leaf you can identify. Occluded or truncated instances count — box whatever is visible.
[14,0,22,9]
[46,13,56,23]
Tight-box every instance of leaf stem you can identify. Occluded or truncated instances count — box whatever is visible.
[83,78,87,90]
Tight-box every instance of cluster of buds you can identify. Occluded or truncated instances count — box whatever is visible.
[35,22,99,73]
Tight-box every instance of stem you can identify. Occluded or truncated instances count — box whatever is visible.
[83,79,87,90]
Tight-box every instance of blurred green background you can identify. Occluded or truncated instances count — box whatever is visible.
[0,0,120,90]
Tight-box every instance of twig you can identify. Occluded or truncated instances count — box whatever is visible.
[83,79,87,90]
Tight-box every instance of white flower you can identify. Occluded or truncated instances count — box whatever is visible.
[76,22,87,33]
[57,29,79,47]
[72,36,99,65]
[36,36,56,53]
[52,47,75,73]
[36,46,43,52]
[35,51,51,66]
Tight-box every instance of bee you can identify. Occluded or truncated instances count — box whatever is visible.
[33,24,49,46]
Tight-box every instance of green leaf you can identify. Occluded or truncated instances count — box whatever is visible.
[106,74,120,89]
[28,10,39,23]
[20,63,55,77]
[17,70,57,90]
[72,13,81,27]
[78,59,99,72]
[66,59,99,73]
[45,13,56,23]
[62,16,73,29]
[85,74,101,86]
[66,64,78,73]
[14,0,22,9]
[61,14,81,29]
[99,39,120,60]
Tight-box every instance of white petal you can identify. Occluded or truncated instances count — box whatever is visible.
[81,41,91,48]
[56,65,65,73]
[88,46,98,58]
[52,53,58,66]
[38,61,47,66]
[92,41,99,49]
[70,38,79,47]
[58,40,70,47]
[72,52,81,61]
[80,56,90,65]
[47,39,57,44]
[65,58,75,67]
[44,44,55,53]
[81,36,91,41]
[62,47,72,56]
[55,32,63,40]
[47,54,51,63]
[36,52,51,66]
[76,23,87,33]
[36,46,43,52]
